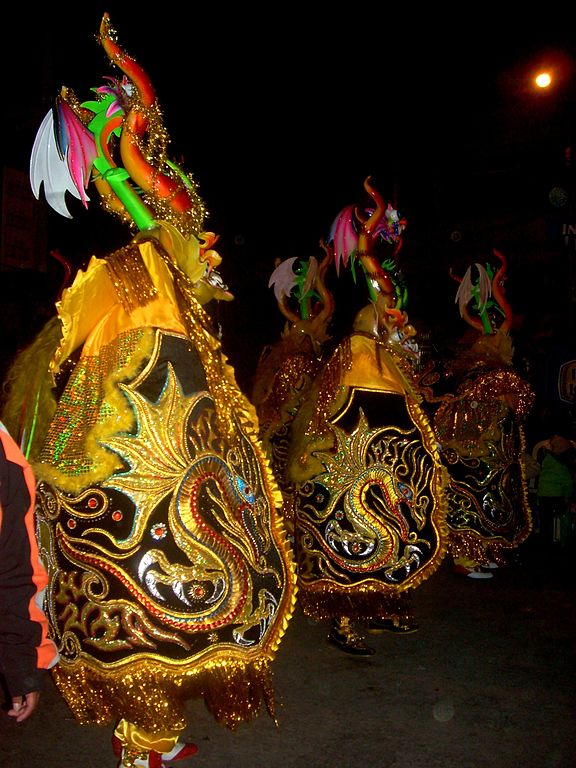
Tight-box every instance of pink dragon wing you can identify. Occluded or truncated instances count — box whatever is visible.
[328,205,358,274]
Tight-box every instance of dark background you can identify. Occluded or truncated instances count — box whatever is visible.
[2,3,575,411]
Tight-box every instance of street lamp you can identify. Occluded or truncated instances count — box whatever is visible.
[535,71,552,89]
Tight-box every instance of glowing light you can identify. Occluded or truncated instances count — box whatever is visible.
[535,72,552,88]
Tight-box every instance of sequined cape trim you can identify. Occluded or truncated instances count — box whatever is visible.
[52,654,276,732]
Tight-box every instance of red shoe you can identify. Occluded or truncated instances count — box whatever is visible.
[113,735,197,764]
[162,742,198,761]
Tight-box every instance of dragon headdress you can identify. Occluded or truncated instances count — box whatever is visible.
[29,13,230,302]
[328,176,417,358]
[450,248,515,368]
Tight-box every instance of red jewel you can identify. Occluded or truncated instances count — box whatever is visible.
[112,510,123,521]
[88,497,98,509]
[67,519,77,529]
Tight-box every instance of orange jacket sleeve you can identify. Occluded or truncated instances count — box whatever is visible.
[0,422,59,697]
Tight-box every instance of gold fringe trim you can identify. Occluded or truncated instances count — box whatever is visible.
[297,580,414,621]
[105,246,158,312]
[52,653,279,732]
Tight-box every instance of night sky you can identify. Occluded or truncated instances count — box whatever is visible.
[3,3,575,388]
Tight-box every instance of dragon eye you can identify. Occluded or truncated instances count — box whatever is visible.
[398,482,413,502]
[235,475,256,504]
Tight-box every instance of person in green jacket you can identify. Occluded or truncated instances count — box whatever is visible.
[536,433,576,551]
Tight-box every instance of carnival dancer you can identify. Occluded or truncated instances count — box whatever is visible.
[2,14,296,768]
[432,251,535,578]
[285,178,448,655]
[252,242,335,536]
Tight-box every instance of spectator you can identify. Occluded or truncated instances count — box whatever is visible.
[536,433,576,554]
[0,421,59,722]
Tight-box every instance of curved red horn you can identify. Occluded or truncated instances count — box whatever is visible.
[491,248,513,332]
[449,267,463,284]
[312,240,335,324]
[277,295,301,326]
[98,14,194,216]
[355,177,395,297]
[361,176,386,242]
[461,304,485,332]
[99,14,155,109]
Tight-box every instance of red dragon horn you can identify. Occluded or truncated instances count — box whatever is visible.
[98,14,204,232]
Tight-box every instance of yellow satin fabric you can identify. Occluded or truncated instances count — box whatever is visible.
[51,241,185,375]
[340,334,409,395]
